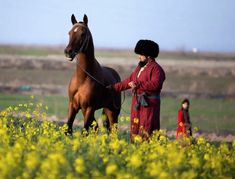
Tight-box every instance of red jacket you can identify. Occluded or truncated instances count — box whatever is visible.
[112,59,165,140]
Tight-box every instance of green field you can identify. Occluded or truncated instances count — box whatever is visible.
[1,44,235,60]
[0,93,234,134]
[0,45,235,135]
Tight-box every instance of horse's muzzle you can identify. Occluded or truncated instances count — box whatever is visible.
[64,49,77,61]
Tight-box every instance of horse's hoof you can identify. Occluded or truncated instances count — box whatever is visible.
[65,129,73,136]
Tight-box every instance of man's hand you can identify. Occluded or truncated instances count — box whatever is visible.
[128,81,137,89]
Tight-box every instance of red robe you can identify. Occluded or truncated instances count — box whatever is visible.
[176,108,192,138]
[112,59,165,140]
[176,109,186,138]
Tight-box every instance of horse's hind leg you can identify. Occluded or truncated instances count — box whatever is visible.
[103,107,120,131]
[82,107,97,132]
[104,92,121,131]
[66,102,78,135]
[101,110,110,130]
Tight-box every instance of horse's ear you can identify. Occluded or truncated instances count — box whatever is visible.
[83,14,88,26]
[71,14,77,25]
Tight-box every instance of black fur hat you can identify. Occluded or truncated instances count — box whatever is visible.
[134,39,159,58]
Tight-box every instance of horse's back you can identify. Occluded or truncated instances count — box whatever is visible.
[102,66,121,85]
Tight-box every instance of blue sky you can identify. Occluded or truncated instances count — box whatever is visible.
[1,0,235,52]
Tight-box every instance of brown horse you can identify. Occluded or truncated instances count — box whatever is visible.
[64,14,121,134]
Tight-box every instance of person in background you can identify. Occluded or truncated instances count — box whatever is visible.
[176,98,192,138]
[107,39,165,141]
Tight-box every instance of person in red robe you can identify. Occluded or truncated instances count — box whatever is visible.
[176,98,192,139]
[107,39,165,141]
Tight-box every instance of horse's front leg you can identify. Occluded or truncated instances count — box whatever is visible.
[66,102,79,135]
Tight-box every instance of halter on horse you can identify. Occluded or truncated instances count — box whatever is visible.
[64,14,121,134]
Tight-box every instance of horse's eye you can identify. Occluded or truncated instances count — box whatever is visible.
[81,32,86,37]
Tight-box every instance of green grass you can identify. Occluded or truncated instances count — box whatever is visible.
[161,98,235,133]
[0,93,234,134]
[164,73,235,95]
[0,94,68,117]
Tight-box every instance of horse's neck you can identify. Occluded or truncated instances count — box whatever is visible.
[76,39,102,82]
[76,53,100,78]
[76,53,91,70]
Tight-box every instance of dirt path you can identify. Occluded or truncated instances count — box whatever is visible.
[47,115,235,142]
[99,57,235,69]
[99,57,235,77]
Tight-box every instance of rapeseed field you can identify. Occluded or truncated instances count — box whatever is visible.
[0,96,234,179]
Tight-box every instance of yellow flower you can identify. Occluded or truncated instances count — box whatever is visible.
[193,127,199,133]
[133,118,139,124]
[133,135,142,143]
[159,171,169,179]
[110,140,119,151]
[30,145,36,150]
[159,129,166,135]
[232,140,235,149]
[75,157,85,174]
[25,112,31,119]
[219,143,229,155]
[129,154,142,168]
[103,157,109,164]
[91,121,97,127]
[0,129,6,136]
[106,164,117,175]
[120,116,125,122]
[146,162,162,177]
[48,153,66,165]
[25,152,38,169]
[181,170,197,179]
[204,154,210,160]
[126,116,130,121]
[159,135,167,142]
[189,155,200,168]
[197,136,206,145]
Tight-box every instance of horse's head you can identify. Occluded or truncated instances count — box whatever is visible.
[64,14,92,61]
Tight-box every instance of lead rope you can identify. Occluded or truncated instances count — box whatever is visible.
[76,58,106,87]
